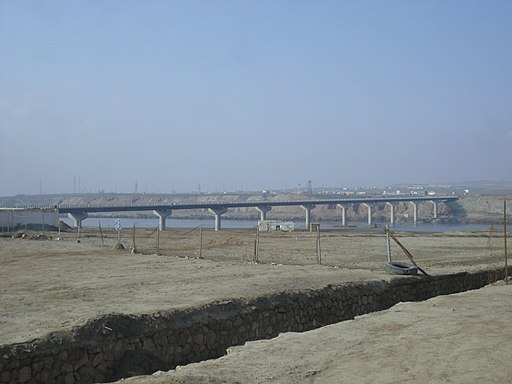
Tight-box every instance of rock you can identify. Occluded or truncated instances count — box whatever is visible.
[18,366,31,383]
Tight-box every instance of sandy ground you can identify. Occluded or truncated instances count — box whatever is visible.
[1,227,510,384]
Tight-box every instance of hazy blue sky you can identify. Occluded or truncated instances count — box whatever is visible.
[1,0,511,196]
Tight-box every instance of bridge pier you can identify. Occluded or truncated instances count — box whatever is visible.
[67,212,88,228]
[410,201,418,224]
[209,207,228,231]
[255,205,272,221]
[301,204,316,230]
[336,204,347,226]
[386,202,395,226]
[362,203,373,226]
[153,209,172,231]
[430,201,438,219]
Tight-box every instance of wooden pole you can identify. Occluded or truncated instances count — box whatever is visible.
[316,229,319,261]
[316,226,322,264]
[199,226,203,258]
[254,226,257,262]
[254,226,260,263]
[386,225,392,262]
[156,225,160,254]
[99,222,104,246]
[505,199,508,285]
[132,223,136,252]
[384,227,429,277]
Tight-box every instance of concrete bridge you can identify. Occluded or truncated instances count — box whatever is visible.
[58,195,458,231]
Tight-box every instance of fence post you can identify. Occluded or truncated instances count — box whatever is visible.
[199,226,203,258]
[156,226,160,254]
[316,226,322,264]
[254,226,260,263]
[132,224,136,252]
[99,222,104,246]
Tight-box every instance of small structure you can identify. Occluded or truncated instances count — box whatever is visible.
[310,223,320,232]
[0,208,59,232]
[258,220,295,232]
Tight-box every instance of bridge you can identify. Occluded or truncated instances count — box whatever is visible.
[58,195,458,231]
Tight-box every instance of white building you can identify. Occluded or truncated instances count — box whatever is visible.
[258,220,295,232]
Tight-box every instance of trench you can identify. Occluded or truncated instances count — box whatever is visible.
[0,267,506,384]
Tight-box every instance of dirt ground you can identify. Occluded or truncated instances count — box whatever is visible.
[0,229,512,383]
[0,226,506,347]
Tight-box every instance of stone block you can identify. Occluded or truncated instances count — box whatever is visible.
[143,339,156,353]
[32,361,43,373]
[92,352,104,367]
[59,351,68,361]
[206,331,217,346]
[39,370,49,382]
[77,365,96,380]
[18,366,31,383]
[64,372,76,384]
[1,371,11,383]
[62,362,74,373]
[193,333,204,345]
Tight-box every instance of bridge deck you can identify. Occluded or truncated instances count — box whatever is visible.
[57,196,458,214]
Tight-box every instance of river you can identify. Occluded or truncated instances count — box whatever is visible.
[60,216,494,233]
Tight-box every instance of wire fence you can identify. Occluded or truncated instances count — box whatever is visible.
[2,199,509,273]
[34,220,507,273]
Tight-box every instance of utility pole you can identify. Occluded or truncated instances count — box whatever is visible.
[505,199,508,285]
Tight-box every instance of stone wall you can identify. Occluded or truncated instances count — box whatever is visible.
[0,268,506,384]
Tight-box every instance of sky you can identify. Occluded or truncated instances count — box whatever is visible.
[0,0,511,196]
